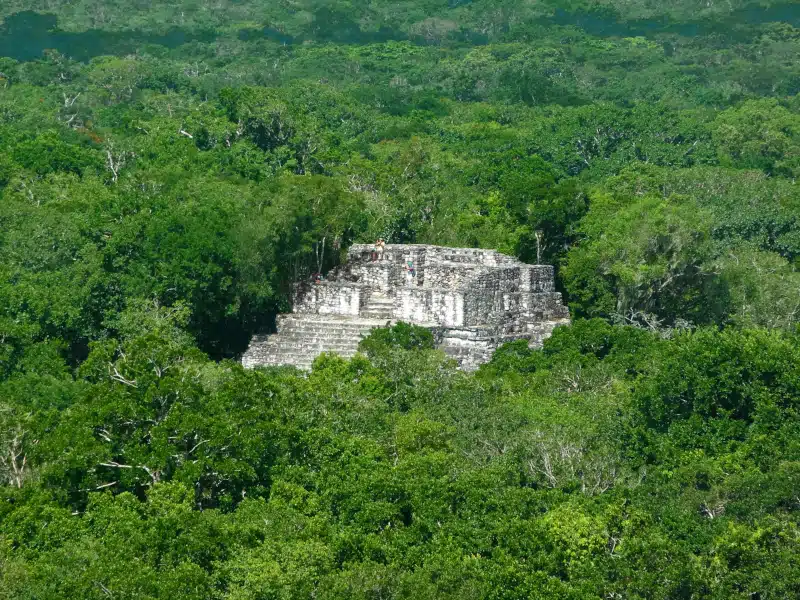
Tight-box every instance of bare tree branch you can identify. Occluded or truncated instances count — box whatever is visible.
[109,365,138,387]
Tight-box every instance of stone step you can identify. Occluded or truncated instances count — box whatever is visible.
[275,334,373,344]
[255,355,316,366]
[440,329,494,341]
[255,340,361,351]
[278,323,382,334]
[243,356,313,369]
[263,343,355,354]
[280,314,387,324]
[264,325,360,335]
[279,327,376,335]
[277,326,374,335]
[439,346,475,356]
[250,347,360,370]
[255,333,362,344]
[274,334,368,343]
[259,348,359,360]
[361,311,393,319]
[440,343,492,354]
[363,302,393,313]
[261,347,360,356]
[440,343,494,352]
[280,320,380,328]
[280,318,382,329]
[279,331,378,339]
[278,325,381,336]
[252,346,359,359]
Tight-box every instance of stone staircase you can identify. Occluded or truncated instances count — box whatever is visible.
[241,314,389,370]
[360,293,395,320]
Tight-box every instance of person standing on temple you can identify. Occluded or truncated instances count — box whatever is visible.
[375,238,386,261]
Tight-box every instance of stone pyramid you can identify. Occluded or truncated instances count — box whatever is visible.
[242,244,570,371]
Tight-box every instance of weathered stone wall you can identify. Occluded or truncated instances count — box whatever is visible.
[395,288,465,326]
[423,263,487,289]
[347,246,427,289]
[349,262,393,292]
[438,327,497,371]
[348,244,519,271]
[519,292,570,321]
[325,244,569,329]
[521,265,556,293]
[423,246,519,267]
[295,284,361,316]
[463,267,521,326]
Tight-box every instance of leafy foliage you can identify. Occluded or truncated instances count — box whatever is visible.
[2,1,800,598]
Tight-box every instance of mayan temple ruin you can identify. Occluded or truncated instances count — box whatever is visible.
[241,244,570,371]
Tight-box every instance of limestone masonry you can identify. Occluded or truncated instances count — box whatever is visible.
[241,244,570,371]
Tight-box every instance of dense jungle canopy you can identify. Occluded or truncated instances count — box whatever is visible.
[1,1,800,598]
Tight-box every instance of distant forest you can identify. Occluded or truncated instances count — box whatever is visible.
[1,2,800,598]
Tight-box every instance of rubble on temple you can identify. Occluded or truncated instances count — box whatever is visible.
[241,244,570,371]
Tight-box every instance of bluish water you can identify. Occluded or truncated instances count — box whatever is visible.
[2,2,800,62]
[0,11,214,62]
[238,1,800,47]
[551,3,800,37]
[238,7,405,46]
